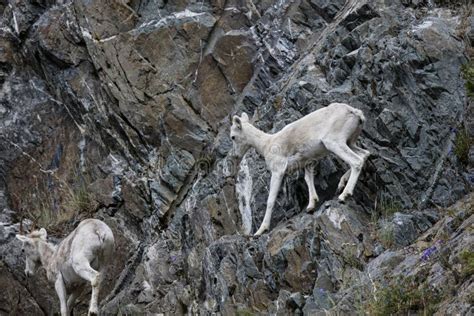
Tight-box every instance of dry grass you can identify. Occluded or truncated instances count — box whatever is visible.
[19,174,98,237]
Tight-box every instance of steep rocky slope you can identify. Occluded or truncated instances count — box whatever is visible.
[0,0,472,314]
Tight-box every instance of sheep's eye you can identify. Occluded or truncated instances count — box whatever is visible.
[21,248,25,253]
[231,136,235,140]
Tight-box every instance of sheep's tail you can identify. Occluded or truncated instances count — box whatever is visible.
[95,228,114,247]
[96,230,106,244]
[351,107,366,125]
[96,228,115,265]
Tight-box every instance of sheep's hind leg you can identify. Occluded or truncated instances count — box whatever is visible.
[352,147,370,165]
[304,164,319,211]
[338,145,368,193]
[254,171,284,236]
[337,145,369,194]
[72,259,101,316]
[336,169,350,194]
[323,139,364,202]
[67,286,84,316]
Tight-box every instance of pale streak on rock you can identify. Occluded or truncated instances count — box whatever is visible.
[236,157,253,235]
[327,207,347,230]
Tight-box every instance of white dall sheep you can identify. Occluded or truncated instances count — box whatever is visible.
[16,219,115,316]
[230,102,370,236]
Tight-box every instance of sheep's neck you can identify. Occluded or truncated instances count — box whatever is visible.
[37,240,56,279]
[243,123,272,156]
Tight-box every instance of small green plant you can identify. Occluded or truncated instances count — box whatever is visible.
[459,250,474,279]
[236,308,257,316]
[378,221,395,249]
[461,60,474,98]
[342,252,365,271]
[353,283,369,316]
[116,305,146,316]
[273,95,283,110]
[453,126,472,166]
[365,276,440,316]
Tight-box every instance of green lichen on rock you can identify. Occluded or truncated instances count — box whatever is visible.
[377,222,395,249]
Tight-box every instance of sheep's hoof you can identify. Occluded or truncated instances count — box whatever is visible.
[306,197,320,212]
[306,203,316,213]
[243,233,252,239]
[336,185,345,194]
[338,193,348,203]
[254,225,269,236]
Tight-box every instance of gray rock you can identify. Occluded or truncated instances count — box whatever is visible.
[0,0,472,314]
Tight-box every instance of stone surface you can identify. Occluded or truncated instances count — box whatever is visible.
[0,0,472,314]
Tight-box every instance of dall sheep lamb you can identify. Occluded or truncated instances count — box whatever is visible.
[16,219,115,316]
[230,102,370,236]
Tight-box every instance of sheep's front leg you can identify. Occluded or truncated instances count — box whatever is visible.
[254,171,284,236]
[54,274,68,316]
[304,165,319,211]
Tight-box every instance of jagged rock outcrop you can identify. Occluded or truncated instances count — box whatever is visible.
[0,0,472,314]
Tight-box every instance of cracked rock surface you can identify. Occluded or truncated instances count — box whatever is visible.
[0,0,472,314]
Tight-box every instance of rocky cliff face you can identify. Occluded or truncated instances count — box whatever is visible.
[0,0,472,314]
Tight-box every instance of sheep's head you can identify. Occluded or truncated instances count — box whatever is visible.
[230,112,251,159]
[16,228,47,277]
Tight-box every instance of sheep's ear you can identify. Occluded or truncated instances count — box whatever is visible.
[16,234,29,243]
[39,228,47,240]
[241,112,249,122]
[233,116,242,130]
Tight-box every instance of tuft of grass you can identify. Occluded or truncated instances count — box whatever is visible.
[453,126,472,166]
[372,195,402,222]
[22,177,97,236]
[62,182,97,215]
[371,195,401,250]
[365,276,440,316]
